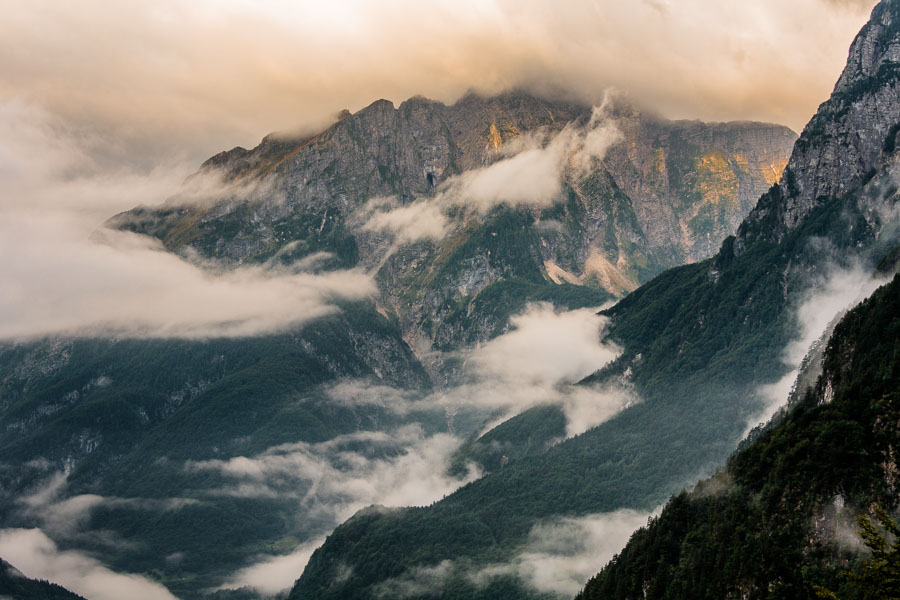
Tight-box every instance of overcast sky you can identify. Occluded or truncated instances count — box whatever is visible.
[0,0,881,341]
[0,0,877,171]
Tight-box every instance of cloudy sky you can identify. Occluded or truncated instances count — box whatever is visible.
[0,0,879,340]
[1,0,878,168]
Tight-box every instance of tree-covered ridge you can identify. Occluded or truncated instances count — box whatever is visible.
[578,273,900,600]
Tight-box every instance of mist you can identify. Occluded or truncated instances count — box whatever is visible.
[0,528,177,600]
[743,262,890,436]
[489,509,658,596]
[0,100,376,340]
[373,508,659,597]
[188,426,481,594]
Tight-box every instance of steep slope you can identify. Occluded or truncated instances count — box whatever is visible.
[578,273,900,600]
[0,89,796,597]
[288,3,900,598]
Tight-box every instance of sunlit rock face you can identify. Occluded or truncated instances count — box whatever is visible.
[110,90,795,362]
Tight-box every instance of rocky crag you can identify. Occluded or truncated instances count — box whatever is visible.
[111,92,794,362]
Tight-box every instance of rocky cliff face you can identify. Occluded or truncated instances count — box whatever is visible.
[111,92,795,360]
[737,0,900,250]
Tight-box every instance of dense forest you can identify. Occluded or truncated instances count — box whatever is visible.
[578,273,900,600]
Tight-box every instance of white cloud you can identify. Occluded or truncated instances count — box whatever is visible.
[744,263,889,435]
[472,508,657,596]
[447,105,621,212]
[447,303,636,436]
[0,100,375,340]
[361,198,449,244]
[322,303,636,438]
[192,426,480,595]
[18,473,200,540]
[0,528,177,600]
[471,303,619,386]
[220,537,325,596]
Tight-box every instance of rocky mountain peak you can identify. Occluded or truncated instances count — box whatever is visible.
[736,0,900,250]
[834,0,900,94]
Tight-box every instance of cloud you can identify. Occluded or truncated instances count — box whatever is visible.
[457,144,566,209]
[471,303,619,386]
[324,379,424,415]
[188,426,477,511]
[360,197,449,244]
[0,100,375,340]
[471,509,656,596]
[446,104,621,212]
[0,0,875,176]
[18,473,200,541]
[0,528,177,600]
[220,537,326,596]
[374,560,455,599]
[743,263,889,435]
[191,426,480,594]
[451,303,637,436]
[323,303,636,438]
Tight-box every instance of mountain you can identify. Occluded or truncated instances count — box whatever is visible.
[578,272,899,600]
[287,2,900,598]
[109,92,794,364]
[0,558,85,600]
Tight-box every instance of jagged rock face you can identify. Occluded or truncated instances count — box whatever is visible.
[116,93,792,273]
[738,0,900,248]
[110,92,794,358]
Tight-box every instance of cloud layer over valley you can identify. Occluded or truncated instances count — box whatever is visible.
[0,101,375,340]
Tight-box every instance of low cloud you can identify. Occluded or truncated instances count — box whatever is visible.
[457,303,636,436]
[744,263,889,435]
[374,560,455,599]
[360,197,450,244]
[472,508,657,596]
[354,104,620,256]
[19,473,199,542]
[188,426,476,513]
[220,537,326,596]
[447,104,621,212]
[325,303,636,438]
[471,303,619,386]
[192,426,480,595]
[0,100,375,340]
[0,528,177,600]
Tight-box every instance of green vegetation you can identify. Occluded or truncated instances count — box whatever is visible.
[0,303,439,598]
[449,404,567,476]
[578,274,900,600]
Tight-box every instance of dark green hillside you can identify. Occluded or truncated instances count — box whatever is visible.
[579,273,900,600]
